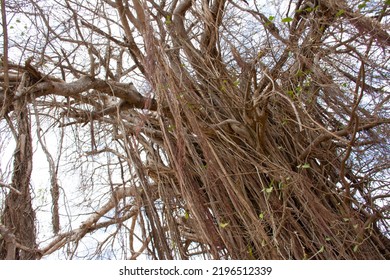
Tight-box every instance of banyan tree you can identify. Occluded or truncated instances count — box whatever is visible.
[0,0,389,259]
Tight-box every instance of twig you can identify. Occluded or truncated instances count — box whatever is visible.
[0,181,22,195]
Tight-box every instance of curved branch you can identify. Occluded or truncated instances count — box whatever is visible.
[1,73,157,112]
[325,0,390,46]
[41,184,154,257]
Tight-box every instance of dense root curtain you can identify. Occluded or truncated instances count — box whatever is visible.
[0,99,38,259]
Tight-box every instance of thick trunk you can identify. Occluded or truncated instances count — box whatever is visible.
[0,100,38,260]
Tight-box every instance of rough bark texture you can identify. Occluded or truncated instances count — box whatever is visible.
[0,99,38,259]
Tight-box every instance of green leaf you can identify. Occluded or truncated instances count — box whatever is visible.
[353,245,359,252]
[358,2,367,9]
[165,15,172,25]
[386,0,390,5]
[297,163,310,169]
[336,9,345,17]
[219,222,229,228]
[258,50,265,58]
[167,124,175,132]
[184,211,189,220]
[248,245,254,257]
[319,245,325,253]
[259,212,264,220]
[304,6,314,12]
[282,17,293,23]
[265,186,273,193]
[233,80,240,86]
[268,15,275,21]
[286,90,295,98]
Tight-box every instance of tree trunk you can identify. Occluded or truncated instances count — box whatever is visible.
[0,99,38,259]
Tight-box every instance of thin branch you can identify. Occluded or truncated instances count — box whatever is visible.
[0,181,22,195]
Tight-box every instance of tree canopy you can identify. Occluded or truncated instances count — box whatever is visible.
[0,0,389,260]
